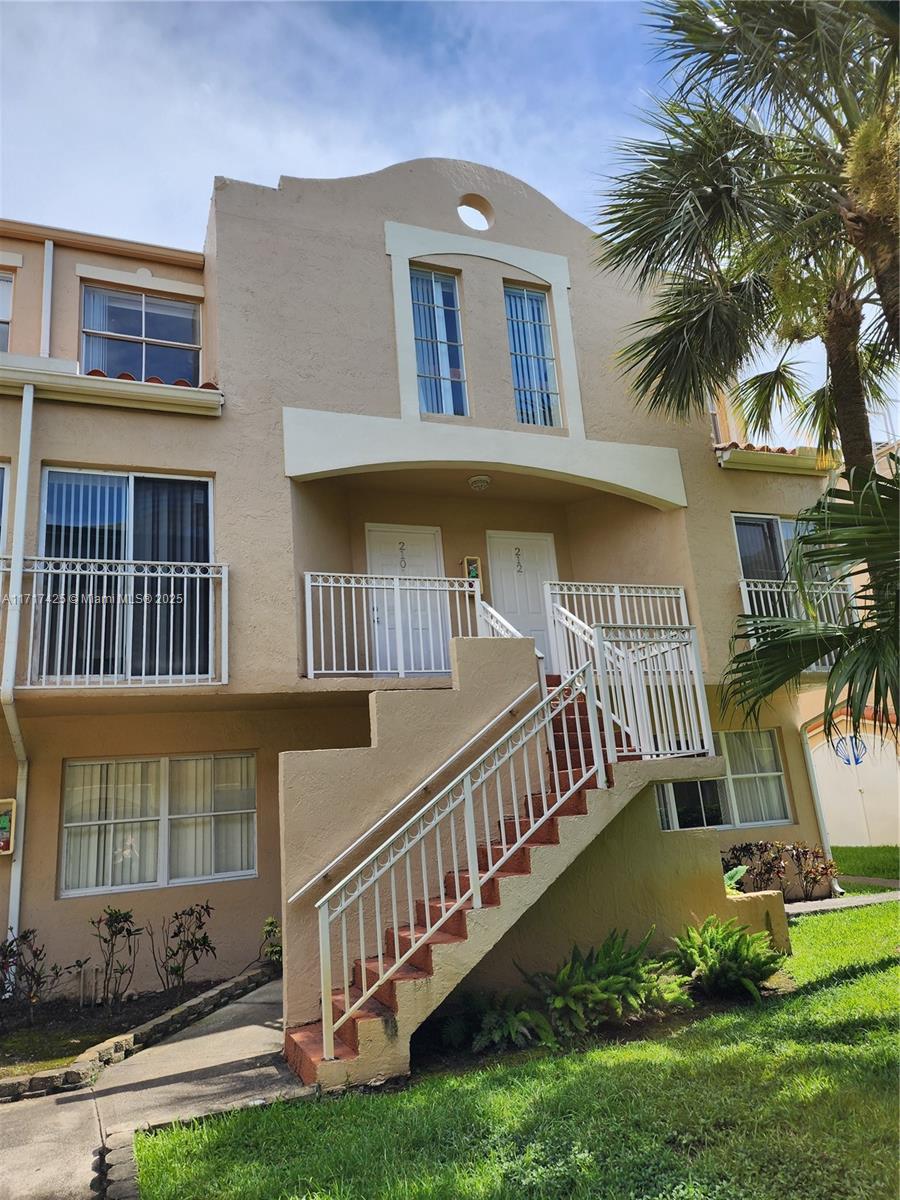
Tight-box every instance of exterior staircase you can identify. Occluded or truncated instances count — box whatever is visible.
[284,671,689,1089]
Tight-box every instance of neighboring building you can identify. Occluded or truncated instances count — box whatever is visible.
[0,160,838,1086]
[806,711,899,849]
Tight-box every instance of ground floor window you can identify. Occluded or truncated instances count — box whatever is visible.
[61,752,256,895]
[657,730,790,831]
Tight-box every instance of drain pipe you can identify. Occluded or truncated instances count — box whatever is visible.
[800,714,843,897]
[2,383,34,936]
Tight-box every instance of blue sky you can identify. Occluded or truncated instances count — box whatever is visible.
[1,1,895,444]
[1,1,659,248]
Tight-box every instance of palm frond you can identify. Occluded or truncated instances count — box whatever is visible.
[596,99,794,287]
[619,271,772,418]
[725,458,899,743]
[734,357,807,439]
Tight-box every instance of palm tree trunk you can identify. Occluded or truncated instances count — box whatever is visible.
[840,204,900,355]
[824,288,874,473]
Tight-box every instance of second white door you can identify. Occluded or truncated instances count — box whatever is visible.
[485,531,558,659]
[366,524,450,673]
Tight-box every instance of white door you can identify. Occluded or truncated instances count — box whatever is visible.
[485,531,557,659]
[366,524,450,674]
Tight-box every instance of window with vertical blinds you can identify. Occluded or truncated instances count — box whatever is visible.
[39,469,212,680]
[504,285,560,427]
[61,752,256,895]
[410,268,468,416]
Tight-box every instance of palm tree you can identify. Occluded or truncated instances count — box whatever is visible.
[597,2,898,469]
[647,0,898,351]
[723,456,898,742]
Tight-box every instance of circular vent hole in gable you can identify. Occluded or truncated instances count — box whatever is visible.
[457,193,494,231]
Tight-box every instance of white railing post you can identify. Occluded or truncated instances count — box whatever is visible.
[475,588,490,637]
[220,565,230,685]
[583,662,606,784]
[738,577,752,616]
[591,626,617,767]
[689,626,714,754]
[462,776,482,909]
[393,576,405,678]
[543,582,559,674]
[318,904,335,1061]
[304,573,315,679]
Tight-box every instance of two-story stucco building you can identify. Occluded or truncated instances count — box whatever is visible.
[0,159,835,1086]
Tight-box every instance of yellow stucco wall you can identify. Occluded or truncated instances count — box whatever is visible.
[463,786,790,996]
[0,699,370,989]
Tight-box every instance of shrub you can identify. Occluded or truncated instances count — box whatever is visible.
[0,928,86,1024]
[520,928,690,1044]
[90,908,142,1009]
[723,865,748,895]
[259,916,282,967]
[722,842,786,892]
[669,916,784,1002]
[471,992,554,1053]
[786,842,836,901]
[147,902,216,999]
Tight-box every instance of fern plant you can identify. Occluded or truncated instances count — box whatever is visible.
[471,992,554,1053]
[520,929,689,1043]
[669,916,784,1002]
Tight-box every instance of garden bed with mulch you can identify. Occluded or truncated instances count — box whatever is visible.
[0,962,277,1100]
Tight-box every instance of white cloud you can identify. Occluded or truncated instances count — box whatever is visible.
[0,1,647,248]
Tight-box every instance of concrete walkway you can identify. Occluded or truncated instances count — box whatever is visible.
[0,980,311,1200]
[785,889,900,916]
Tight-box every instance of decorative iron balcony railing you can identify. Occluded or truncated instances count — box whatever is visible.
[7,556,228,687]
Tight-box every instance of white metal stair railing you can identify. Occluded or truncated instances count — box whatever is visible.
[545,580,689,633]
[551,603,712,760]
[314,663,604,1060]
[19,556,228,687]
[305,572,481,677]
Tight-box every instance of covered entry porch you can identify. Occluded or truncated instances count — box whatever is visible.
[292,466,711,761]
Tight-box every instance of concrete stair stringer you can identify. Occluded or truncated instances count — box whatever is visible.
[303,752,726,1089]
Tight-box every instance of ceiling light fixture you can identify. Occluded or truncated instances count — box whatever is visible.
[468,474,492,492]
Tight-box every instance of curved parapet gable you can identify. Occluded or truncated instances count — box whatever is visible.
[282,406,687,510]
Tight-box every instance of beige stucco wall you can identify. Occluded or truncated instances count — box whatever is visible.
[0,698,370,989]
[463,786,790,996]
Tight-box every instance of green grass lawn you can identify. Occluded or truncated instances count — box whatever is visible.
[832,845,899,880]
[840,881,897,895]
[136,903,900,1200]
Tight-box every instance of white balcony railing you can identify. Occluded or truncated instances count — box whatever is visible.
[305,572,484,677]
[739,577,853,626]
[11,557,228,687]
[545,581,689,633]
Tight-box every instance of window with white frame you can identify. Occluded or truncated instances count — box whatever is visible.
[657,730,790,831]
[733,514,796,580]
[0,463,7,552]
[38,468,212,679]
[0,273,12,353]
[61,752,256,895]
[504,284,560,427]
[410,267,467,416]
[81,286,200,386]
